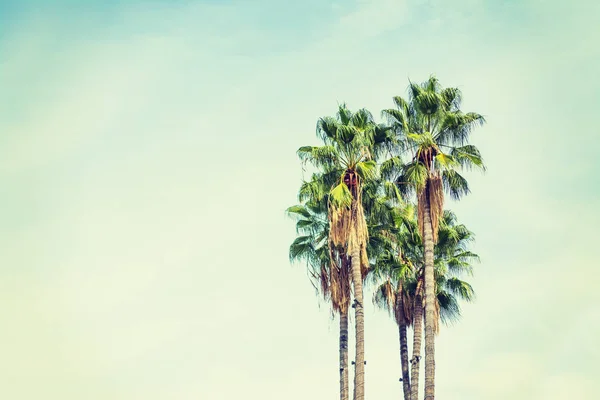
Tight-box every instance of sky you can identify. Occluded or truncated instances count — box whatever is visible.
[1,0,599,399]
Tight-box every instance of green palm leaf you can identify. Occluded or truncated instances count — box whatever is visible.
[330,182,353,208]
[356,160,377,181]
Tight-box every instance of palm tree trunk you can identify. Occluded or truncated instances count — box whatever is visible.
[350,242,365,400]
[398,310,411,400]
[340,309,349,400]
[410,280,423,400]
[423,199,436,400]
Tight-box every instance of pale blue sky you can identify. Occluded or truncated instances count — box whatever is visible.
[1,1,599,399]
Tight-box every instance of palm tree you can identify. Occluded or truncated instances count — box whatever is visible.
[370,204,425,400]
[367,202,414,400]
[288,173,352,400]
[373,208,478,400]
[373,265,413,400]
[297,104,393,400]
[382,76,485,400]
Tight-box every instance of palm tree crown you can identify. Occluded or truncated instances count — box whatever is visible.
[382,76,486,241]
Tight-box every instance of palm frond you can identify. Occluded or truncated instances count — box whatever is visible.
[380,156,404,181]
[351,108,375,130]
[450,145,486,171]
[440,87,462,111]
[289,236,315,262]
[286,205,311,219]
[298,178,326,203]
[329,182,353,208]
[336,124,358,144]
[436,112,486,146]
[442,169,470,200]
[436,290,461,325]
[356,160,377,181]
[316,116,339,142]
[434,152,459,170]
[373,280,396,314]
[382,108,408,131]
[297,145,338,170]
[393,95,410,115]
[337,103,353,125]
[398,160,427,195]
[444,278,475,302]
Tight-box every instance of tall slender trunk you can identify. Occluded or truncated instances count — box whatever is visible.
[423,199,436,400]
[340,309,349,400]
[410,280,423,400]
[350,242,365,400]
[398,294,411,400]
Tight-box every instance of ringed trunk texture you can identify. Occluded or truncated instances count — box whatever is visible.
[350,243,365,400]
[423,199,436,400]
[410,282,423,400]
[340,309,349,400]
[398,313,411,400]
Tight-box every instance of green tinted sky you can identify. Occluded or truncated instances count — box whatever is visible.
[1,1,599,399]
